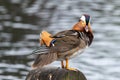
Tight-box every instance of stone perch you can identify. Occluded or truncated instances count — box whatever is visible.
[26,67,87,80]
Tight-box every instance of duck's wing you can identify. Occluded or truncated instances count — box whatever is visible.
[50,30,84,53]
[51,30,79,38]
[31,45,49,55]
[32,46,58,69]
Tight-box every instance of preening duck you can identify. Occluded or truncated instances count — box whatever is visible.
[32,14,94,70]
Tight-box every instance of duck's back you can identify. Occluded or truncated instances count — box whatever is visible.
[49,30,88,60]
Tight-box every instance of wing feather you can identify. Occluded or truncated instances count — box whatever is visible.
[32,52,57,69]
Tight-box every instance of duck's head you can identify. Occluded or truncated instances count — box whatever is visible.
[73,14,92,32]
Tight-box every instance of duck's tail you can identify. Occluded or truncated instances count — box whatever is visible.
[32,47,57,69]
[32,31,56,69]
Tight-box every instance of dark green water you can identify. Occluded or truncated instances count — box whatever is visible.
[0,0,120,80]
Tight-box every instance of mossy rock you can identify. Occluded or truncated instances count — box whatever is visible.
[26,67,87,80]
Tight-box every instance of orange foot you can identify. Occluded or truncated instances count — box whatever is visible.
[61,59,77,71]
[66,67,77,71]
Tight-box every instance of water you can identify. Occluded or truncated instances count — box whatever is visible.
[0,0,120,80]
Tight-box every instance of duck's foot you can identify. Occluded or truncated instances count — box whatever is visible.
[65,67,77,71]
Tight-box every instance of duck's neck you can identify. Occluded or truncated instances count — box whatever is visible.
[83,30,94,46]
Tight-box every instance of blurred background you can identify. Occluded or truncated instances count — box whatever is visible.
[0,0,120,80]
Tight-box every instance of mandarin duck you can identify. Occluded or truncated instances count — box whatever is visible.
[32,14,94,70]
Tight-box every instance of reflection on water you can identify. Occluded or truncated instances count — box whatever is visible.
[0,0,120,80]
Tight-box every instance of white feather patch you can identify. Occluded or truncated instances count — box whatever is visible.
[80,15,85,22]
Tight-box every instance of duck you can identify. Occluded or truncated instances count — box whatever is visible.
[32,14,94,70]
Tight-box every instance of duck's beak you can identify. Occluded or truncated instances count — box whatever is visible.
[85,25,89,32]
[85,22,91,32]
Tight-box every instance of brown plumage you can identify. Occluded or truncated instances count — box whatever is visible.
[32,14,94,69]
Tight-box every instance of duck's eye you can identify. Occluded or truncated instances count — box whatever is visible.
[78,19,81,22]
